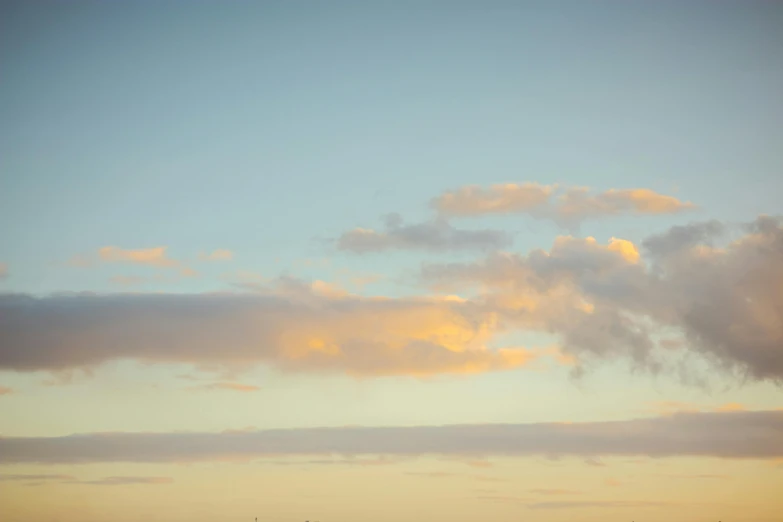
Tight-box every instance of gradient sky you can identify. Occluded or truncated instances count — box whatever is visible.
[1,2,782,521]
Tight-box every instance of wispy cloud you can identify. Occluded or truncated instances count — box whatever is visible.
[70,246,197,276]
[76,476,173,486]
[199,249,234,261]
[432,183,695,227]
[1,410,780,464]
[0,474,76,482]
[191,382,261,393]
[337,214,510,253]
[530,489,584,496]
[0,385,13,395]
[0,263,7,279]
[0,474,172,486]
[526,500,676,510]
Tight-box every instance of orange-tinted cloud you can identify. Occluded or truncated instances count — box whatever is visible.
[99,246,178,267]
[432,183,694,226]
[423,216,783,382]
[199,249,234,261]
[0,278,536,378]
[0,263,8,279]
[433,183,554,217]
[70,246,197,276]
[0,385,12,395]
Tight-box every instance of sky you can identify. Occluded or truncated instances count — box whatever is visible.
[1,1,782,521]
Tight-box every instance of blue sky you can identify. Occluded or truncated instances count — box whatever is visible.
[2,1,781,295]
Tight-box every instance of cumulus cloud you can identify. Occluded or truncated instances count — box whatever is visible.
[423,216,783,381]
[199,249,234,261]
[0,410,780,464]
[337,214,510,253]
[432,183,695,227]
[0,278,548,377]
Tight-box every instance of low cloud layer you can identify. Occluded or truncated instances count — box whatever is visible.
[0,279,540,377]
[0,410,780,464]
[0,474,172,486]
[1,218,779,381]
[432,183,695,227]
[423,216,783,381]
[337,215,510,253]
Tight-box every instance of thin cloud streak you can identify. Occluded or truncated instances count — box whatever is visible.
[0,410,780,464]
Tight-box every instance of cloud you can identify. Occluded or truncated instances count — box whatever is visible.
[109,275,155,287]
[584,458,606,467]
[0,279,540,377]
[0,263,7,279]
[433,183,554,217]
[432,183,695,227]
[530,489,584,496]
[422,216,783,381]
[3,218,778,382]
[650,401,747,415]
[99,246,178,267]
[0,474,171,486]
[0,385,12,395]
[199,250,234,261]
[0,410,780,464]
[526,500,675,509]
[70,246,197,276]
[75,476,173,486]
[191,382,261,393]
[337,215,510,253]
[0,474,75,482]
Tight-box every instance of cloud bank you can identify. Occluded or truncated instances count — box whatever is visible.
[423,216,783,381]
[1,217,779,381]
[0,279,538,377]
[0,410,780,464]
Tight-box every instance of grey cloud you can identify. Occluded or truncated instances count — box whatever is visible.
[0,410,780,464]
[423,216,783,382]
[0,285,525,377]
[337,215,510,253]
[642,220,725,257]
